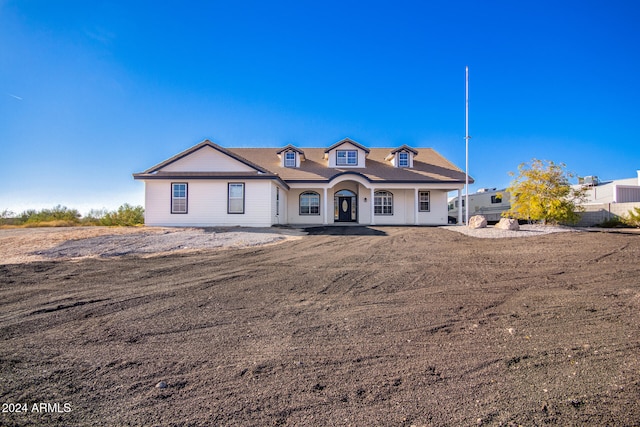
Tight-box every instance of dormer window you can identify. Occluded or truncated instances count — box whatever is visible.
[337,150,358,166]
[324,138,369,168]
[277,145,304,168]
[386,145,418,168]
[398,152,409,167]
[284,151,296,167]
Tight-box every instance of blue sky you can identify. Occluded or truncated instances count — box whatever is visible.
[1,1,639,215]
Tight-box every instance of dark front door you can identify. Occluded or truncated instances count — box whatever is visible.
[338,197,352,222]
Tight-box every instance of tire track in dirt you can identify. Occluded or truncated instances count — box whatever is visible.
[1,227,639,426]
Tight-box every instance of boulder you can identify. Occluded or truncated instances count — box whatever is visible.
[495,218,520,231]
[468,215,487,229]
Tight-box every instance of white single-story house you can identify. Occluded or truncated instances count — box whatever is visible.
[133,138,473,227]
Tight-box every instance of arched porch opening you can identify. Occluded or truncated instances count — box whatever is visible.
[334,189,357,222]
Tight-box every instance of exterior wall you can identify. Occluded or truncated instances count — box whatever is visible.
[286,188,326,225]
[143,179,459,227]
[144,180,273,227]
[369,189,449,225]
[272,183,288,225]
[580,177,639,204]
[417,190,449,225]
[161,146,256,172]
[372,189,411,225]
[577,202,640,226]
[326,142,367,168]
[357,183,371,224]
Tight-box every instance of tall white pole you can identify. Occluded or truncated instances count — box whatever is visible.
[465,66,470,225]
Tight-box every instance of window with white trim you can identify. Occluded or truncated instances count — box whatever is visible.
[171,183,187,214]
[336,150,357,166]
[300,191,320,215]
[398,151,409,167]
[284,151,296,167]
[374,191,393,215]
[228,183,245,214]
[419,191,430,212]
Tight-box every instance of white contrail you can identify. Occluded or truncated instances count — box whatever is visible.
[9,94,23,100]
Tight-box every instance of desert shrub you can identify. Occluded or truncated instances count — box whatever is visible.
[626,207,640,227]
[99,204,144,226]
[26,220,82,228]
[12,204,144,227]
[81,208,109,226]
[20,205,81,225]
[0,209,16,226]
[598,218,629,228]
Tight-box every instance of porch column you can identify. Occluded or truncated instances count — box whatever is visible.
[323,187,328,225]
[414,188,419,225]
[457,189,463,225]
[370,187,375,225]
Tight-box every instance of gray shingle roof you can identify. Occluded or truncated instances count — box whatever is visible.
[232,147,471,184]
[133,139,473,185]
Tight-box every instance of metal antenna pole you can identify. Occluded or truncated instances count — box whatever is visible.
[465,66,470,225]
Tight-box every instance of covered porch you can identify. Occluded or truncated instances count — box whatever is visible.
[286,174,465,226]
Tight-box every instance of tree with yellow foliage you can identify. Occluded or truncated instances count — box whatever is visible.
[504,159,587,224]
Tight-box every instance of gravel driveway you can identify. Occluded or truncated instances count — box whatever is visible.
[0,226,302,264]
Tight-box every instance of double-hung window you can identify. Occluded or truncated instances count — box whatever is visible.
[284,151,296,167]
[398,151,409,167]
[171,183,187,214]
[374,191,393,215]
[336,150,357,166]
[419,191,430,212]
[300,192,320,215]
[228,183,245,214]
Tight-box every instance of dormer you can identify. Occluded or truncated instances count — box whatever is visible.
[385,145,418,168]
[276,145,305,168]
[323,138,370,168]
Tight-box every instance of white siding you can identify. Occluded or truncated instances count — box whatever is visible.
[143,180,273,227]
[327,142,367,168]
[160,145,256,172]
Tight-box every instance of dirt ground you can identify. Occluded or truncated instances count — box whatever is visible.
[0,226,639,426]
